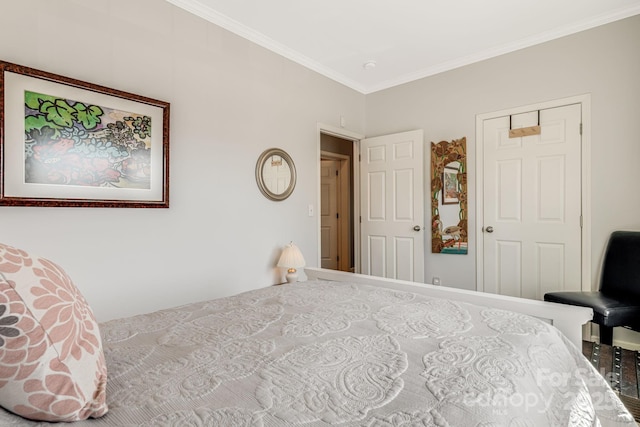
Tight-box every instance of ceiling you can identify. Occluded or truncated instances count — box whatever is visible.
[166,0,640,94]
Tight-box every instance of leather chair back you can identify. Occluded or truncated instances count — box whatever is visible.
[600,231,640,299]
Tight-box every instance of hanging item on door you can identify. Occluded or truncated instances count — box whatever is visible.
[431,137,467,254]
[509,110,541,138]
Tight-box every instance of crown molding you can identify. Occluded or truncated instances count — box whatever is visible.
[166,0,640,94]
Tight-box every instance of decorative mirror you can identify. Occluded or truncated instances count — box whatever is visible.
[431,137,467,254]
[255,148,297,201]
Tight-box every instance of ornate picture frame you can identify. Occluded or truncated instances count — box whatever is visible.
[431,137,467,254]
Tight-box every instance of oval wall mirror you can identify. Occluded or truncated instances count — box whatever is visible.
[255,148,297,201]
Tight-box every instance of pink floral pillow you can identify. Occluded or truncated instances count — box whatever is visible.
[0,243,107,421]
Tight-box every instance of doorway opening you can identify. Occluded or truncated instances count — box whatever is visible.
[320,133,355,272]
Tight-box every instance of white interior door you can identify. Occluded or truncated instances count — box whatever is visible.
[482,103,582,299]
[360,129,424,282]
[320,160,339,269]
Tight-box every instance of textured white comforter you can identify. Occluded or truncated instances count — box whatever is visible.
[1,280,635,426]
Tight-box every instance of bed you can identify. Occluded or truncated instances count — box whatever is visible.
[0,251,636,426]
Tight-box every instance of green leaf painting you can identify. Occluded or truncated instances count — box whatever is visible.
[75,103,104,130]
[23,90,152,189]
[40,99,76,128]
[24,91,56,110]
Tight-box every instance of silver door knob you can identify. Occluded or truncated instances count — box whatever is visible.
[485,226,494,233]
[413,225,421,231]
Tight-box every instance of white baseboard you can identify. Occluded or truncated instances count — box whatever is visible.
[587,335,640,351]
[587,326,640,351]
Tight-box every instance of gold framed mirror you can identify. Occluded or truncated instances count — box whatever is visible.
[431,137,467,254]
[255,148,297,201]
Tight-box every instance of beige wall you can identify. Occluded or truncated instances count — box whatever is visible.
[365,15,640,295]
[0,0,365,320]
[365,15,640,345]
[1,1,638,331]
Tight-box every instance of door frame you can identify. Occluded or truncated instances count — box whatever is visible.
[317,123,364,272]
[475,94,592,293]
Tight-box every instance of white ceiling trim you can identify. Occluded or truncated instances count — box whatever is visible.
[369,4,640,94]
[166,0,640,94]
[166,0,367,92]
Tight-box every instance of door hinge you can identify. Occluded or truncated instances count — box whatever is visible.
[336,213,339,219]
[336,170,338,176]
[580,215,583,228]
[337,255,340,262]
[359,215,362,223]
[359,154,361,162]
[579,123,583,135]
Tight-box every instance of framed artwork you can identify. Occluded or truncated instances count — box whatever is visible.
[441,166,459,205]
[0,61,170,208]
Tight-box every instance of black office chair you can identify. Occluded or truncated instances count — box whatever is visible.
[544,230,640,346]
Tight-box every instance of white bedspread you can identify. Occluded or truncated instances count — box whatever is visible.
[1,280,635,426]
